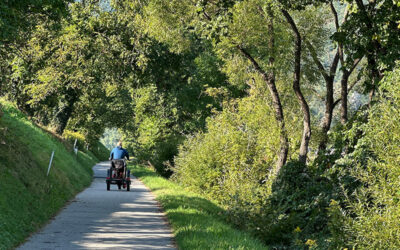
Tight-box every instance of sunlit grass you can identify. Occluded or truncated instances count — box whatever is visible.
[0,101,98,250]
[129,165,267,250]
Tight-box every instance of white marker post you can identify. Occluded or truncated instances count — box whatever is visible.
[47,150,55,176]
[73,139,78,155]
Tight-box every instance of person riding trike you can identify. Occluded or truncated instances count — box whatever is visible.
[106,141,131,191]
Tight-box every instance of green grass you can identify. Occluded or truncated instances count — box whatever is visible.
[129,165,268,250]
[0,101,98,250]
[91,141,110,161]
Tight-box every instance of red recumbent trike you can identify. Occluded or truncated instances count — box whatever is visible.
[106,159,131,191]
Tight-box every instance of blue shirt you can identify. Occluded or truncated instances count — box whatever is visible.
[110,146,130,160]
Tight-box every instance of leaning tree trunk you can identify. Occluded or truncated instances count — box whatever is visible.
[54,90,78,135]
[266,9,289,171]
[237,17,289,172]
[282,9,311,164]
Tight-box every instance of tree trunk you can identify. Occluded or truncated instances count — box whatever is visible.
[305,40,339,152]
[319,52,339,152]
[238,46,288,172]
[282,9,311,164]
[340,71,350,124]
[318,76,334,151]
[266,13,289,171]
[367,54,380,107]
[238,9,289,172]
[54,90,78,135]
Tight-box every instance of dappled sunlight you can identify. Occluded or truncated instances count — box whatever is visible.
[70,165,175,249]
[19,163,175,250]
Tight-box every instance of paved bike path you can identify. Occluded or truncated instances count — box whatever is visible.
[19,162,176,250]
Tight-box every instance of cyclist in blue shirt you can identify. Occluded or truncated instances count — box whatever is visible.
[109,141,130,178]
[109,141,130,161]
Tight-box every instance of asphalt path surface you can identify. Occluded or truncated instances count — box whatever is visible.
[18,162,176,250]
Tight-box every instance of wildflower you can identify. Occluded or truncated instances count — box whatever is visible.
[305,239,317,247]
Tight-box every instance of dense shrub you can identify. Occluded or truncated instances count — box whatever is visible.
[331,67,400,249]
[90,141,109,161]
[63,129,86,149]
[173,86,314,245]
[173,91,280,203]
[172,69,400,248]
[122,85,182,176]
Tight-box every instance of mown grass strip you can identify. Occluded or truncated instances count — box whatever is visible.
[129,165,267,250]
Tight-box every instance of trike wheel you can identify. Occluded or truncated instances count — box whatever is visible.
[106,181,110,191]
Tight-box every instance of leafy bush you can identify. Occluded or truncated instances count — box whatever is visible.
[173,74,400,248]
[173,91,280,203]
[173,86,313,246]
[332,66,400,249]
[63,129,86,149]
[121,85,181,176]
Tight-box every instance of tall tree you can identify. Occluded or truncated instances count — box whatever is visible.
[338,0,400,105]
[329,2,362,124]
[0,0,70,111]
[281,9,311,164]
[235,4,289,171]
[140,0,330,170]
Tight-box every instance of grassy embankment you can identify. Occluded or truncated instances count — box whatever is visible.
[0,101,101,250]
[129,165,267,249]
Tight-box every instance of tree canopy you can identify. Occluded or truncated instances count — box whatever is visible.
[2,0,400,248]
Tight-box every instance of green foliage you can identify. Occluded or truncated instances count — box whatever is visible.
[331,66,400,249]
[278,0,329,10]
[3,0,234,177]
[90,141,110,161]
[173,84,312,246]
[0,0,69,108]
[121,85,182,176]
[261,160,341,248]
[63,129,86,148]
[0,101,97,249]
[0,0,68,45]
[6,1,138,140]
[327,199,350,248]
[3,0,400,248]
[173,93,279,201]
[141,0,195,53]
[338,0,400,73]
[100,127,121,150]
